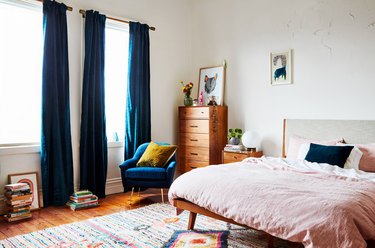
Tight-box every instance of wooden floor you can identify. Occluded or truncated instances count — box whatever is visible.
[0,189,166,240]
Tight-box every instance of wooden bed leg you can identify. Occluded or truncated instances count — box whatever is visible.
[267,234,274,248]
[188,212,197,230]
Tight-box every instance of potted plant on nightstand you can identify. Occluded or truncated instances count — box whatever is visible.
[227,128,242,145]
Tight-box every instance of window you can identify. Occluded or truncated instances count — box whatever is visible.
[104,20,129,142]
[0,0,43,145]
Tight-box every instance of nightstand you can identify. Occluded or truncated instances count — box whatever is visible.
[222,150,263,164]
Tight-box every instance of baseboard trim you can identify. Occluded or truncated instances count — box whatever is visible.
[105,177,123,195]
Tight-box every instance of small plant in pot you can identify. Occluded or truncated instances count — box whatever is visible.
[228,128,242,145]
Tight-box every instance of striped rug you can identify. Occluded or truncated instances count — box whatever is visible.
[0,203,298,248]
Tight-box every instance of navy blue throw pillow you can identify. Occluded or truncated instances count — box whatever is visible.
[305,143,354,168]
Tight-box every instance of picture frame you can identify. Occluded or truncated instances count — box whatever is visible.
[270,50,292,85]
[8,172,40,210]
[198,65,225,105]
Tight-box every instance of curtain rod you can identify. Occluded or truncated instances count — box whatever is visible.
[36,0,73,11]
[79,9,156,31]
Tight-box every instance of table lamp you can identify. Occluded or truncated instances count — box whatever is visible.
[241,131,259,152]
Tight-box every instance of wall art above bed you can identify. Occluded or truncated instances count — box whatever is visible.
[270,50,292,85]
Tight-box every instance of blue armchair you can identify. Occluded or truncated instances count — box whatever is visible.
[119,142,177,203]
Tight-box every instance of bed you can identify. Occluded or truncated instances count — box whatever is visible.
[168,119,375,248]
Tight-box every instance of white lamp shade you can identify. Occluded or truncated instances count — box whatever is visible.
[241,131,260,150]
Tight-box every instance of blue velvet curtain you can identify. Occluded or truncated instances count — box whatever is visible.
[41,0,73,206]
[125,22,151,159]
[79,10,107,198]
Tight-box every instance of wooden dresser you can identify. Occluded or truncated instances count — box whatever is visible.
[178,106,228,173]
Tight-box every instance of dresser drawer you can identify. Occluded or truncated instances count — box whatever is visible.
[180,133,209,147]
[181,146,209,161]
[179,107,209,119]
[185,161,210,171]
[179,119,209,133]
[223,152,248,163]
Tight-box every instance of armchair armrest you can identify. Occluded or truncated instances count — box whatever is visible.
[119,157,138,171]
[166,161,177,184]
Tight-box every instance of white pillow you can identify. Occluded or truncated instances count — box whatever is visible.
[336,143,363,170]
[297,143,310,159]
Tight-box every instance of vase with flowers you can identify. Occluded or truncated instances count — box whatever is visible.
[180,81,194,106]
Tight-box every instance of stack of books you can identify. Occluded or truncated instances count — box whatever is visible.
[66,190,99,211]
[4,183,32,222]
[224,144,244,152]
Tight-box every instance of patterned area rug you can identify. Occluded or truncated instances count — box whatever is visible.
[0,203,299,248]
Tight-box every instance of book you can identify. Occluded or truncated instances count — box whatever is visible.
[73,190,92,196]
[69,195,98,203]
[4,183,30,191]
[72,190,93,198]
[67,201,99,210]
[5,200,33,207]
[6,210,31,218]
[67,199,98,207]
[5,193,32,201]
[4,183,33,221]
[6,205,31,213]
[5,189,32,198]
[224,144,244,152]
[4,213,32,222]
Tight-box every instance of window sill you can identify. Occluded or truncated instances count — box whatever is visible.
[0,144,40,156]
[108,141,124,148]
[0,141,123,156]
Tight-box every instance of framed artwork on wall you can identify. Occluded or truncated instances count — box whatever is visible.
[270,50,292,85]
[8,172,40,210]
[198,65,225,105]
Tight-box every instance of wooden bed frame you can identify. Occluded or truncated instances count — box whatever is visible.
[173,119,375,247]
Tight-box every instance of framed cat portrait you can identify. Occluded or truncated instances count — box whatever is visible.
[198,65,225,105]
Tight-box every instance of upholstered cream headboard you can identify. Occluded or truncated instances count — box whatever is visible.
[282,119,375,158]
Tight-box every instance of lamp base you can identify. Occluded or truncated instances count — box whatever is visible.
[246,147,257,152]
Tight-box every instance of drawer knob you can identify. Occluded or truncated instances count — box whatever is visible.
[190,125,198,128]
[190,153,198,156]
[234,156,238,159]
[190,139,198,141]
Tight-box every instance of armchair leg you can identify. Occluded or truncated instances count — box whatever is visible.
[129,187,134,205]
[161,188,164,203]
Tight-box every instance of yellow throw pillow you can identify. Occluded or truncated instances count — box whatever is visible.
[136,142,177,167]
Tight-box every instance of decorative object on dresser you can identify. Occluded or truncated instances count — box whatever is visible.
[222,150,263,164]
[224,144,244,152]
[3,183,33,222]
[198,65,225,105]
[178,106,228,173]
[179,81,194,106]
[227,128,243,145]
[8,172,40,210]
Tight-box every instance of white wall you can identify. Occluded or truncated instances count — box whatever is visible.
[0,0,191,211]
[190,0,375,156]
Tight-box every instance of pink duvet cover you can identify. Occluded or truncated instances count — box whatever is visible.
[168,157,375,248]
